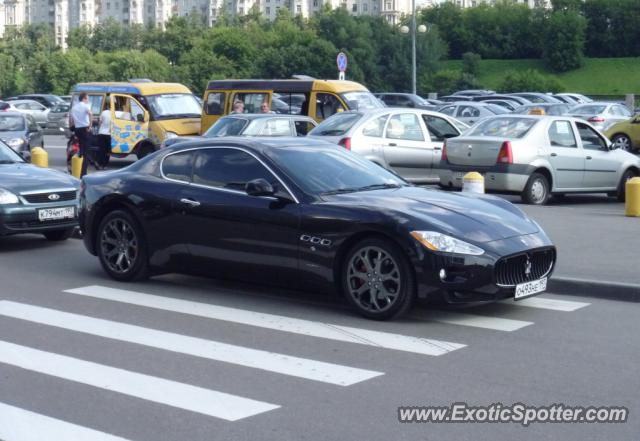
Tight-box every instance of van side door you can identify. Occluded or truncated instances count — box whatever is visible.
[109,94,149,155]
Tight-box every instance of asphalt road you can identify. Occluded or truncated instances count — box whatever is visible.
[0,235,638,441]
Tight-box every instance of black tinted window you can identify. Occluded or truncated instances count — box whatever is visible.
[423,115,459,141]
[162,151,193,182]
[193,148,277,192]
[309,112,362,136]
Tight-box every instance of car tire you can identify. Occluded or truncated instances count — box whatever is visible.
[96,209,149,281]
[616,169,638,202]
[522,173,550,205]
[43,227,74,241]
[136,143,156,160]
[612,134,632,152]
[341,237,415,320]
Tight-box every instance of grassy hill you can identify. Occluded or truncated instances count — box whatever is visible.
[443,58,640,95]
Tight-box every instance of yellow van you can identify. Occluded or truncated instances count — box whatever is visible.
[71,81,202,159]
[201,79,382,133]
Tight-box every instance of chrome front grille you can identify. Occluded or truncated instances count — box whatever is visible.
[495,248,555,287]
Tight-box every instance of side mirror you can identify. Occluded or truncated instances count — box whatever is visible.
[245,178,275,197]
[136,113,145,123]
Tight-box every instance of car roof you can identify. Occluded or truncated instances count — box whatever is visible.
[9,99,42,105]
[221,113,315,121]
[165,136,338,155]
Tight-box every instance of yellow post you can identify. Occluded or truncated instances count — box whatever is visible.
[30,147,48,168]
[71,155,83,179]
[625,177,640,217]
[462,171,485,194]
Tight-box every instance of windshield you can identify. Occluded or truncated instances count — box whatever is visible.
[0,139,24,162]
[0,115,25,131]
[266,145,406,196]
[571,105,606,115]
[468,117,538,138]
[146,93,202,120]
[340,92,383,111]
[309,112,362,136]
[204,117,249,137]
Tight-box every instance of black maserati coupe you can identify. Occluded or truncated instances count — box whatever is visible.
[0,140,79,240]
[79,138,556,320]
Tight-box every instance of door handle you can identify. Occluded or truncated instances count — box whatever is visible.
[550,153,557,157]
[586,156,592,160]
[434,146,442,150]
[180,198,201,207]
[388,143,397,147]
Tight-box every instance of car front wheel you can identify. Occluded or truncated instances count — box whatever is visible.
[617,169,638,202]
[522,173,550,205]
[342,237,415,320]
[96,210,148,281]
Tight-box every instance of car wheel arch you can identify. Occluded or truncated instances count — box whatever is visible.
[533,167,553,191]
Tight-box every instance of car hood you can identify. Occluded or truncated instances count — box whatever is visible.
[322,186,539,243]
[0,163,79,194]
[0,131,27,141]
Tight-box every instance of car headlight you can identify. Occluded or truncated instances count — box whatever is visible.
[410,231,484,256]
[5,138,25,149]
[165,131,178,139]
[0,188,19,205]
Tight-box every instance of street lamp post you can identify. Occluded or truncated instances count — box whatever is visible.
[400,7,427,95]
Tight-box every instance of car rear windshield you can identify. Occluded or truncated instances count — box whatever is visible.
[308,112,362,136]
[340,92,383,110]
[0,115,25,131]
[572,105,606,115]
[204,117,249,137]
[468,117,538,138]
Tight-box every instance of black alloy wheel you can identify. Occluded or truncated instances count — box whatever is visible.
[342,237,415,320]
[97,210,148,281]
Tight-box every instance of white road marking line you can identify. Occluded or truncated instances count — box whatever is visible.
[64,286,465,356]
[0,301,382,386]
[416,310,533,332]
[0,402,133,441]
[0,340,279,421]
[510,296,590,312]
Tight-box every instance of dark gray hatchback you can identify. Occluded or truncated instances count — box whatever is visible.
[0,140,79,240]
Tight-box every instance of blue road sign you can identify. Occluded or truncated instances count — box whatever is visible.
[337,52,348,72]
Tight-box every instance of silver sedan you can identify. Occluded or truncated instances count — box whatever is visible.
[8,99,50,127]
[568,102,632,132]
[437,115,640,204]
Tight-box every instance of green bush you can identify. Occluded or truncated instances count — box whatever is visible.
[498,69,565,93]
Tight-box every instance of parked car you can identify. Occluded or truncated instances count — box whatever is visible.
[163,114,318,148]
[481,99,520,111]
[438,115,640,204]
[555,93,593,104]
[452,89,495,96]
[439,95,473,103]
[374,93,439,110]
[604,114,640,152]
[8,99,50,127]
[79,137,556,320]
[568,102,632,132]
[0,139,79,240]
[0,112,44,159]
[507,93,563,104]
[59,95,72,104]
[7,94,65,109]
[46,102,72,137]
[472,95,532,106]
[308,108,466,183]
[511,103,571,116]
[437,102,510,125]
[0,101,10,111]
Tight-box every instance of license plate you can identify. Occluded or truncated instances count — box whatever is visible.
[514,277,547,300]
[38,206,75,221]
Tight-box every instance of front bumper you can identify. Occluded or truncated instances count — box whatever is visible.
[0,202,79,236]
[412,232,556,304]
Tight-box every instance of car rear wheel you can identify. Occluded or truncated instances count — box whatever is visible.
[617,169,638,202]
[612,134,632,152]
[43,227,74,241]
[136,143,156,160]
[96,210,148,281]
[342,237,415,320]
[522,173,550,205]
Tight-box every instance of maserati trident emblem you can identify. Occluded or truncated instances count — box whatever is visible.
[48,193,60,201]
[524,257,532,277]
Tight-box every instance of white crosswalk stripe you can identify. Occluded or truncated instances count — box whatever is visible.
[509,296,590,312]
[64,285,466,356]
[0,340,279,421]
[0,402,133,441]
[415,310,533,332]
[0,300,383,386]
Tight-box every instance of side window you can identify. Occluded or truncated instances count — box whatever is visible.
[294,120,315,136]
[385,114,425,141]
[206,92,225,115]
[439,106,456,116]
[15,103,27,110]
[88,95,104,115]
[458,106,480,118]
[130,100,145,123]
[315,93,345,119]
[162,151,193,183]
[548,121,577,148]
[396,96,413,107]
[193,149,279,192]
[362,114,389,137]
[113,96,145,122]
[261,118,292,136]
[232,92,269,113]
[29,102,44,111]
[576,122,607,150]
[423,115,459,142]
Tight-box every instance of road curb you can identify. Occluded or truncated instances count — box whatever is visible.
[549,276,640,302]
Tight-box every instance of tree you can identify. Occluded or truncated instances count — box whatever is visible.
[0,54,17,97]
[461,52,481,76]
[542,11,586,72]
[498,69,565,93]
